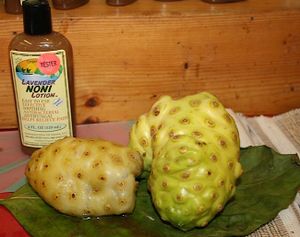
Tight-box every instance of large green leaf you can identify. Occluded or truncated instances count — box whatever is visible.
[1,146,300,237]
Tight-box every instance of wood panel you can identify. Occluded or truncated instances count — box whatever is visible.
[1,0,300,129]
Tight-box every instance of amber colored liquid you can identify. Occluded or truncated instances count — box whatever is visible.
[106,0,137,6]
[201,0,244,3]
[155,0,183,2]
[52,0,89,10]
[9,32,76,155]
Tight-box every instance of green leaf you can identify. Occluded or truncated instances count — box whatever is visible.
[16,65,22,72]
[1,146,299,237]
[34,68,44,75]
[59,65,63,73]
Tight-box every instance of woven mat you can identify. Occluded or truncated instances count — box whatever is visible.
[229,109,300,237]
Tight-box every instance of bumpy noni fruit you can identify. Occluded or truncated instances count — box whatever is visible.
[26,137,143,217]
[130,92,243,230]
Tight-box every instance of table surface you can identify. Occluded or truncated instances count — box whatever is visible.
[0,109,300,237]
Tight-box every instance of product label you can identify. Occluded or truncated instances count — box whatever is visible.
[10,50,73,148]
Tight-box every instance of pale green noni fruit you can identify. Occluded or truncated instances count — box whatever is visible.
[26,137,143,217]
[129,92,243,231]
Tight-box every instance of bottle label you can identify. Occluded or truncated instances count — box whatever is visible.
[10,50,73,148]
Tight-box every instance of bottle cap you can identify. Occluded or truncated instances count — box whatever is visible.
[23,0,52,35]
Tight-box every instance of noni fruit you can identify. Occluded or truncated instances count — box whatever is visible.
[130,92,243,230]
[26,137,143,217]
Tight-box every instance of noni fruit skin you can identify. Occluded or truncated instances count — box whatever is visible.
[130,92,243,230]
[26,137,143,217]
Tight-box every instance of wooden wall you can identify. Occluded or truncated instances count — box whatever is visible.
[0,0,300,129]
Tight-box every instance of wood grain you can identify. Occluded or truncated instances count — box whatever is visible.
[0,0,300,129]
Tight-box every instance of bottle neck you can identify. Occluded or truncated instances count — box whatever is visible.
[23,0,52,35]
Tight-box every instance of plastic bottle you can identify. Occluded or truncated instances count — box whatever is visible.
[9,0,76,155]
[4,0,23,14]
[52,0,89,10]
[201,0,244,3]
[106,0,136,6]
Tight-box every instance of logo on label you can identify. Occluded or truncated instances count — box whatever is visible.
[15,53,63,83]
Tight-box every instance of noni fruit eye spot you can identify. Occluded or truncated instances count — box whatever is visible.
[130,92,243,231]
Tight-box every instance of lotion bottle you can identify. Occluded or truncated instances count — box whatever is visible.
[201,0,244,3]
[9,0,76,155]
[106,0,136,6]
[52,0,89,10]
